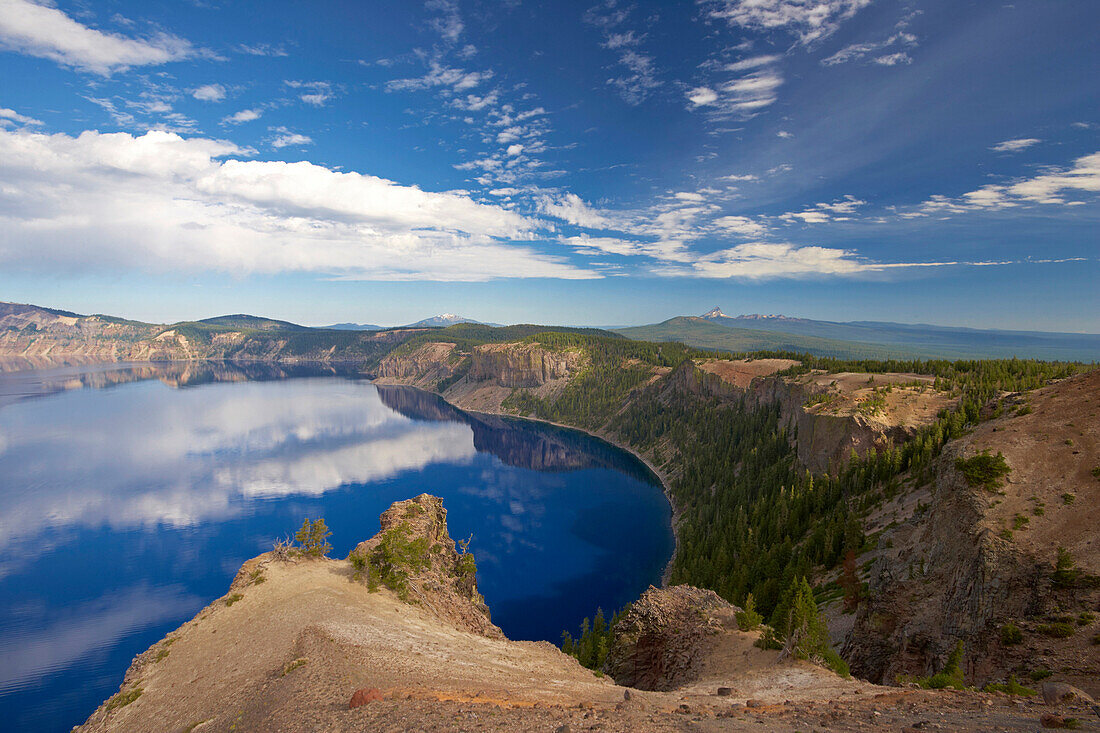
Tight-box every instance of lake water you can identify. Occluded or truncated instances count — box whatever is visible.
[0,362,673,732]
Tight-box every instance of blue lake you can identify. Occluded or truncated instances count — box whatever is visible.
[0,362,673,732]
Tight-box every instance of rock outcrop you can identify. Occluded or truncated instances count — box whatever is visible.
[375,342,460,388]
[349,494,501,639]
[605,585,740,691]
[469,342,581,387]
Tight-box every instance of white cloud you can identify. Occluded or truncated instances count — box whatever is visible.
[688,241,1009,279]
[537,192,612,229]
[726,54,782,72]
[701,0,873,44]
[873,52,911,66]
[268,129,313,149]
[916,150,1100,213]
[780,195,867,223]
[0,0,195,74]
[386,62,492,93]
[688,56,784,118]
[712,215,766,237]
[776,130,793,138]
[223,108,261,124]
[687,86,719,106]
[0,106,41,126]
[285,80,335,107]
[0,128,597,281]
[236,43,288,57]
[990,137,1041,153]
[821,32,917,66]
[505,143,523,157]
[192,84,226,102]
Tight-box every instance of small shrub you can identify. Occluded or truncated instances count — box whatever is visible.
[224,593,243,607]
[1037,622,1074,638]
[983,674,1036,696]
[1052,547,1080,589]
[1078,612,1095,626]
[106,688,143,710]
[1013,514,1030,530]
[736,593,763,631]
[1000,623,1023,645]
[918,640,965,690]
[1029,668,1052,681]
[357,522,431,601]
[248,568,265,585]
[955,451,1011,491]
[1092,633,1100,645]
[295,518,333,558]
[1091,467,1100,480]
[1062,493,1076,505]
[405,504,424,517]
[282,658,308,676]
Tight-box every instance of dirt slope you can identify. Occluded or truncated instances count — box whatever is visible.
[78,497,1092,732]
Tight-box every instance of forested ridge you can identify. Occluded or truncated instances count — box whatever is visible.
[496,344,1088,621]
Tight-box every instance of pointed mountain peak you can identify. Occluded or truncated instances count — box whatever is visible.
[701,306,726,319]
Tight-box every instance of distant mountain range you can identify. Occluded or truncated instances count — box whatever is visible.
[615,307,1100,362]
[320,322,384,331]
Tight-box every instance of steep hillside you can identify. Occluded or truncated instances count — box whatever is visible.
[841,369,1100,696]
[78,495,1069,732]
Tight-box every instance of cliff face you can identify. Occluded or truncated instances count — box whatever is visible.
[665,360,949,472]
[842,369,1100,695]
[375,342,459,388]
[468,342,581,387]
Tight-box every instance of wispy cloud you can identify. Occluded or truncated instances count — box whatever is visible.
[990,137,1041,153]
[687,55,784,119]
[821,32,917,66]
[0,0,196,74]
[910,150,1100,215]
[584,1,661,105]
[700,0,873,44]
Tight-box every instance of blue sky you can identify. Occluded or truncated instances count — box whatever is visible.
[0,0,1097,330]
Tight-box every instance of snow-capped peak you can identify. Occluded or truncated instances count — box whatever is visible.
[701,306,726,319]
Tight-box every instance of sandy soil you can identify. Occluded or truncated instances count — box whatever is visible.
[694,358,799,388]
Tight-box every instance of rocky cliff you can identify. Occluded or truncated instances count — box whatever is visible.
[842,369,1100,696]
[667,360,954,472]
[468,342,582,387]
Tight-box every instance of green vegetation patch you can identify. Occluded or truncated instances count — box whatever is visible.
[560,605,627,671]
[351,522,431,601]
[917,640,966,690]
[1037,622,1074,638]
[224,593,243,607]
[282,658,308,676]
[1000,622,1023,645]
[983,674,1036,696]
[955,450,1011,491]
[106,687,143,711]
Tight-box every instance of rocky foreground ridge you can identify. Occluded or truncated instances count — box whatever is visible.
[79,495,1095,732]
